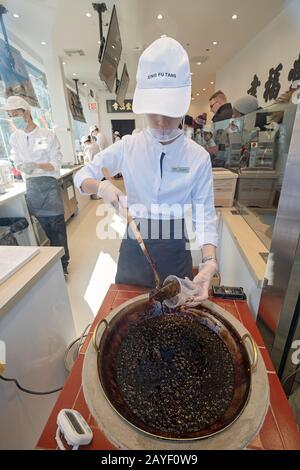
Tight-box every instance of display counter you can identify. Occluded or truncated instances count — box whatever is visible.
[36,284,300,450]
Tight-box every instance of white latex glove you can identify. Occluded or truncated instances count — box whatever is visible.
[17,162,38,174]
[97,180,127,216]
[184,260,218,306]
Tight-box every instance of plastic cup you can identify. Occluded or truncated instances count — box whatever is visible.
[163,275,198,308]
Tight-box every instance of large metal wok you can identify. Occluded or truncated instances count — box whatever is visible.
[91,296,259,441]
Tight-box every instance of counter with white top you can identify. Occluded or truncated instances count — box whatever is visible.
[0,165,84,245]
[0,246,76,449]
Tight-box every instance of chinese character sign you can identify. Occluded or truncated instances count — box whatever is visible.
[106,99,133,113]
[247,74,261,98]
[263,64,283,102]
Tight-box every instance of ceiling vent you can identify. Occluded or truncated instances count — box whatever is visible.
[64,49,85,57]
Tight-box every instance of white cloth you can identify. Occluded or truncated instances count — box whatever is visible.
[9,127,62,179]
[74,129,218,247]
[96,132,108,152]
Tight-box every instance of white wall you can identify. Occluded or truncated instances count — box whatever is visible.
[216,0,300,107]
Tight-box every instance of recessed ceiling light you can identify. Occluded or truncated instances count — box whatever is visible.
[192,97,194,100]
[157,14,163,20]
[213,41,218,45]
[232,14,238,20]
[73,73,77,76]
[190,72,193,75]
[112,44,115,49]
[13,13,20,18]
[86,12,92,18]
[62,62,66,65]
[98,40,101,44]
[197,62,202,65]
[83,83,87,87]
[203,88,206,91]
[196,93,200,96]
[41,41,46,46]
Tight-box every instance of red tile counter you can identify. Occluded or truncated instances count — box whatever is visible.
[36,284,300,450]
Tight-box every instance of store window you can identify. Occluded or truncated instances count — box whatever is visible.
[0,60,53,160]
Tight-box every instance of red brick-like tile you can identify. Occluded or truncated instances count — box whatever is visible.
[259,347,276,373]
[83,426,117,450]
[234,302,265,347]
[211,298,242,321]
[73,388,90,422]
[246,432,264,450]
[259,407,285,450]
[79,333,92,355]
[37,355,85,450]
[268,374,300,450]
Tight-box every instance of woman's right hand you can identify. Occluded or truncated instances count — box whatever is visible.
[97,180,127,215]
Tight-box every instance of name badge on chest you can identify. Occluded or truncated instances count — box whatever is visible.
[172,167,190,173]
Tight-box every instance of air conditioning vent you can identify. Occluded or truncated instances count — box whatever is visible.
[64,49,85,57]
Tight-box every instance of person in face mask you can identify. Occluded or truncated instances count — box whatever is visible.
[2,95,70,275]
[74,37,218,301]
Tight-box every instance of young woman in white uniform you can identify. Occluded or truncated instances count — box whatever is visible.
[75,37,218,303]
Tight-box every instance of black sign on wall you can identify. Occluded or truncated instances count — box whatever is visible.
[247,74,261,98]
[106,99,133,113]
[263,64,283,102]
[288,53,300,83]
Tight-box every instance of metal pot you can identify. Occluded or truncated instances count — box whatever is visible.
[92,296,258,441]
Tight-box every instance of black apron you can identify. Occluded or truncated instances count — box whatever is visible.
[115,218,193,288]
[26,176,64,217]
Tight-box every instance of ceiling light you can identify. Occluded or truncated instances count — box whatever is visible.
[86,12,92,18]
[13,13,20,18]
[157,14,163,20]
[112,44,115,49]
[83,83,87,87]
[190,72,193,75]
[41,41,46,46]
[196,93,200,96]
[203,88,206,91]
[73,73,77,76]
[98,40,101,44]
[62,62,66,65]
[213,41,218,45]
[192,97,194,100]
[197,62,202,65]
[211,81,214,85]
[232,14,238,20]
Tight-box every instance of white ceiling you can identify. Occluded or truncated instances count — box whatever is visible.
[2,0,289,106]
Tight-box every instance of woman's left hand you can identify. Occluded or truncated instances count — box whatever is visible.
[184,260,218,306]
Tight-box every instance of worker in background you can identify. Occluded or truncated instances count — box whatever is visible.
[209,90,233,123]
[81,135,100,164]
[74,36,218,302]
[113,130,121,143]
[2,96,70,275]
[232,95,259,118]
[90,125,108,151]
[183,115,194,139]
